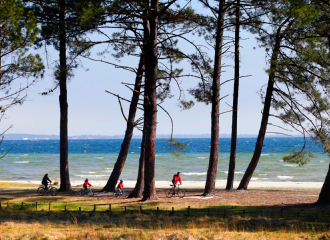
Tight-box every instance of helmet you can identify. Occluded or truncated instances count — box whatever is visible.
[120,179,123,182]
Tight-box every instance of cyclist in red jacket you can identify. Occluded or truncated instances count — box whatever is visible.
[83,178,92,190]
[117,179,124,195]
[172,172,182,190]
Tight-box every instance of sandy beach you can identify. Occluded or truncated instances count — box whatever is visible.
[1,180,323,190]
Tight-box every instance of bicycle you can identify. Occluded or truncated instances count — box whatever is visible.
[114,189,125,197]
[37,184,58,196]
[79,187,94,196]
[165,184,185,198]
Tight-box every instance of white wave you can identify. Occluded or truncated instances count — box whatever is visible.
[261,178,269,180]
[261,154,270,156]
[320,161,325,163]
[283,164,297,167]
[277,176,293,179]
[20,154,29,158]
[75,174,108,178]
[197,157,207,159]
[182,172,207,176]
[258,174,267,176]
[95,157,104,159]
[235,171,244,174]
[104,168,113,170]
[251,177,258,180]
[14,161,29,163]
[279,160,284,162]
[131,152,135,153]
[103,170,113,173]
[81,171,97,174]
[219,171,228,174]
[155,155,160,156]
[138,147,141,148]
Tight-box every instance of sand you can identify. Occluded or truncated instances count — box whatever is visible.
[0,180,325,207]
[1,180,323,190]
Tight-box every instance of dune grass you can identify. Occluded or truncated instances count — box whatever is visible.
[1,187,330,239]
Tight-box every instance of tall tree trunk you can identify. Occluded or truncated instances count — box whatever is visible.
[237,20,288,190]
[317,163,330,204]
[142,0,159,201]
[226,0,240,190]
[316,37,330,204]
[102,53,145,192]
[128,119,146,198]
[58,0,71,191]
[0,27,2,84]
[203,0,226,196]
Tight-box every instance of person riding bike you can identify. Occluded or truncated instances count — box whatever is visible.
[83,178,92,191]
[171,172,182,190]
[42,173,52,191]
[117,179,124,195]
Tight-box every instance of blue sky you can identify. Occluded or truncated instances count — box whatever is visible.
[2,1,292,137]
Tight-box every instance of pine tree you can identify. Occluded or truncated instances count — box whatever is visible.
[27,0,100,191]
[238,0,329,190]
[0,0,44,111]
[226,0,240,190]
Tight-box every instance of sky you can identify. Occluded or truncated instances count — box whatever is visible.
[1,1,295,137]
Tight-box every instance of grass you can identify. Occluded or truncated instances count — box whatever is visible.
[1,187,330,239]
[0,182,39,188]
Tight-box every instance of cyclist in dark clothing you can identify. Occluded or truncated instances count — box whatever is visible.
[42,174,52,191]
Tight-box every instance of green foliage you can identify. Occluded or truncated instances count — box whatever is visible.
[188,82,213,105]
[282,150,314,166]
[0,0,44,85]
[0,0,44,111]
[166,137,187,157]
[178,100,194,110]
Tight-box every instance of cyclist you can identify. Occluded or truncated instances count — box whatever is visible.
[172,172,182,190]
[42,173,52,191]
[83,178,92,191]
[117,179,124,195]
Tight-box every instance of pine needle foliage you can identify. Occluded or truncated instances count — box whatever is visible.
[282,150,314,166]
[0,0,44,92]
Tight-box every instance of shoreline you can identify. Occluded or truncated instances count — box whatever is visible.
[0,180,323,190]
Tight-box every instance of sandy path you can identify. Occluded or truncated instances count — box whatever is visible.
[6,180,322,190]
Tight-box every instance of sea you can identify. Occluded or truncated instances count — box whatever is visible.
[0,137,328,183]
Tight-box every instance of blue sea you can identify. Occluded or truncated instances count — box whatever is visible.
[0,137,328,183]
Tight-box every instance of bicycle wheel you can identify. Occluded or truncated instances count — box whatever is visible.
[50,187,58,196]
[88,190,94,196]
[177,189,185,198]
[165,189,174,198]
[37,187,45,196]
[114,192,118,197]
[79,189,85,196]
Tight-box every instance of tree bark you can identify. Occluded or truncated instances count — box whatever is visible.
[102,53,145,192]
[58,0,71,191]
[226,0,240,190]
[203,0,226,196]
[128,118,146,198]
[237,20,288,190]
[316,163,330,204]
[142,0,159,201]
[316,37,330,204]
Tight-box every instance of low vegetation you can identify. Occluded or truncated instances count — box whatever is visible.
[0,185,330,239]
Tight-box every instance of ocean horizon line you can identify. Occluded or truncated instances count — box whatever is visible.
[3,133,304,140]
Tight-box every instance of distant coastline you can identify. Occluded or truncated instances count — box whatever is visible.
[3,133,303,140]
